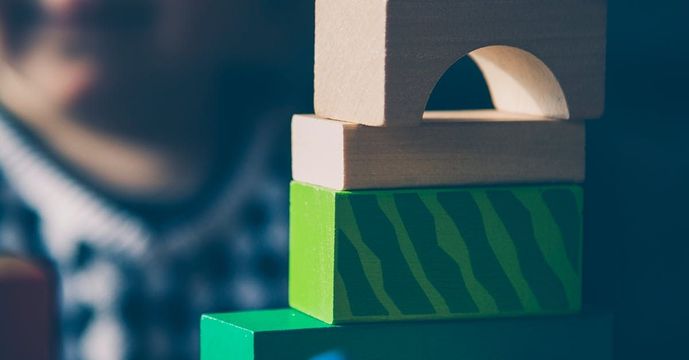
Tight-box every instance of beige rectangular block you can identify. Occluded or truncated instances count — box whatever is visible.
[292,111,585,190]
[315,0,607,126]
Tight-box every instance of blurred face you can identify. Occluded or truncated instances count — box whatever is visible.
[0,0,257,118]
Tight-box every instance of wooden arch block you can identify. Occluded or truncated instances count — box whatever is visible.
[315,0,607,127]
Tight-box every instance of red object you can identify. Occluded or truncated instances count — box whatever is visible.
[0,257,55,360]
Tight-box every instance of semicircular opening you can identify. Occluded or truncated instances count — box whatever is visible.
[424,45,569,121]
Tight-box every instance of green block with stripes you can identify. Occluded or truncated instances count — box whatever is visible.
[289,181,583,324]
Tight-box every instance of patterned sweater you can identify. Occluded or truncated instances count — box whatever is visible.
[0,109,290,360]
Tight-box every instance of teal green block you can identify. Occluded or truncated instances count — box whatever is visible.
[201,309,612,360]
[290,182,583,324]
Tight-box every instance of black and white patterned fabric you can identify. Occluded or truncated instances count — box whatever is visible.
[0,110,290,360]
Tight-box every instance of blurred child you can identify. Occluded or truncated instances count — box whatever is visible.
[0,0,304,358]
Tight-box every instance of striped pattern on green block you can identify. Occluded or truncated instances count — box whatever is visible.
[289,182,583,324]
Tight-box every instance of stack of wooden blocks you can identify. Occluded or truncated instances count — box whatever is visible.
[201,1,611,359]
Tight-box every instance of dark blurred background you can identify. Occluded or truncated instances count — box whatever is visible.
[281,1,689,358]
[0,0,686,358]
[586,1,689,358]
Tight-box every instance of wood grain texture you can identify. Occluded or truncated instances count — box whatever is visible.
[292,112,585,190]
[201,309,612,360]
[315,0,607,126]
[289,182,583,324]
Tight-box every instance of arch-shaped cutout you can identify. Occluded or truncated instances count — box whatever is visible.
[424,45,570,121]
[425,55,493,111]
[471,46,570,119]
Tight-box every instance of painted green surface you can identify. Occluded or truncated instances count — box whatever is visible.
[289,184,337,323]
[289,182,583,323]
[201,309,612,360]
[201,310,332,360]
